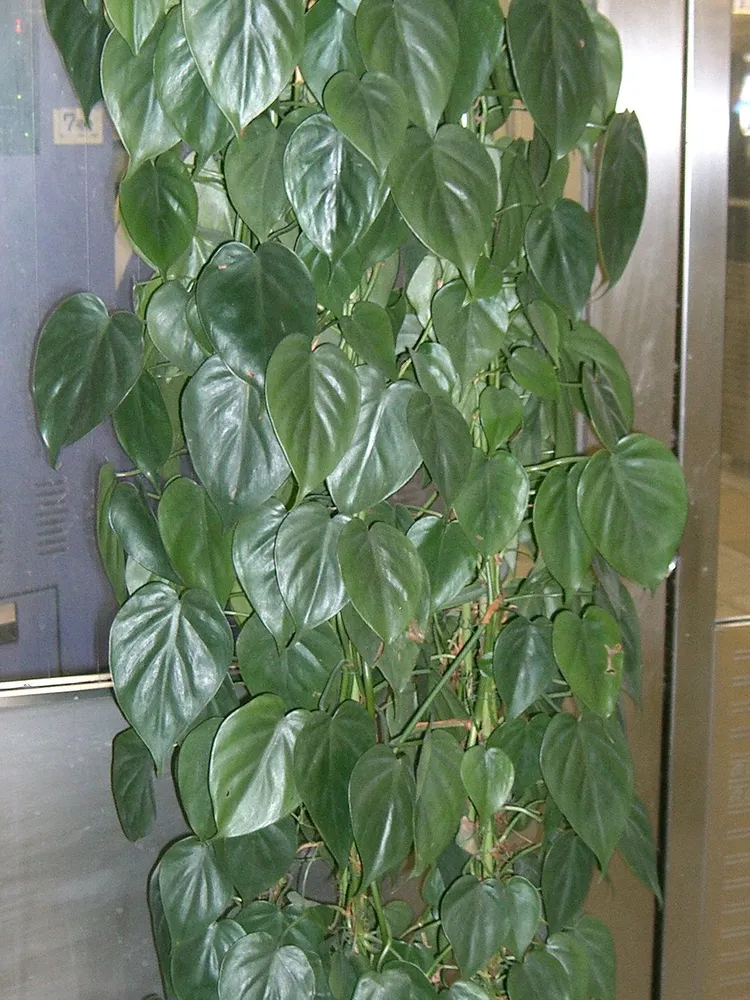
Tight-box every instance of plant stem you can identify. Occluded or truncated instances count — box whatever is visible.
[524,455,587,473]
[370,883,393,970]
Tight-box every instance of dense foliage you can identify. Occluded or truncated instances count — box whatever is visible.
[33,1,688,998]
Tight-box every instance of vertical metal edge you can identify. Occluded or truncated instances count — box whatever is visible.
[660,0,730,996]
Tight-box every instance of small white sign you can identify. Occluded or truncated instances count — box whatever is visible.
[53,107,104,146]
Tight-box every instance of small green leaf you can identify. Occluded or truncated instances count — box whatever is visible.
[44,0,109,117]
[111,727,156,842]
[454,450,530,556]
[340,302,398,380]
[545,932,590,1000]
[493,616,557,720]
[108,482,178,583]
[407,516,476,612]
[564,321,633,426]
[460,744,514,822]
[617,795,662,903]
[541,830,596,933]
[533,464,594,593]
[480,386,523,450]
[593,560,643,703]
[325,70,408,174]
[300,0,365,105]
[414,729,466,871]
[444,0,504,121]
[113,372,172,482]
[525,200,597,316]
[508,346,559,400]
[448,984,493,1000]
[505,877,543,956]
[97,464,127,605]
[441,876,509,979]
[225,117,294,241]
[214,818,298,904]
[568,916,615,1000]
[233,501,294,647]
[506,948,574,1000]
[219,933,316,1000]
[177,717,222,841]
[553,607,623,718]
[159,836,234,940]
[488,715,549,796]
[407,390,473,505]
[105,0,161,54]
[172,919,245,1000]
[595,112,647,288]
[351,969,413,1000]
[146,280,206,375]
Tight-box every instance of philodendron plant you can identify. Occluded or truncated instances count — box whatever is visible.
[33,0,687,998]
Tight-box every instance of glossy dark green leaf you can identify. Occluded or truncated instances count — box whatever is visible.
[581,363,629,450]
[407,390,473,505]
[113,372,172,481]
[553,607,623,717]
[414,729,465,871]
[576,434,688,590]
[177,717,221,841]
[454,450,530,556]
[507,0,598,157]
[444,0,504,120]
[525,200,597,316]
[105,0,161,54]
[182,356,290,527]
[300,0,365,105]
[338,519,429,644]
[568,917,615,1000]
[196,242,317,386]
[101,26,181,174]
[509,346,559,400]
[541,830,595,933]
[431,277,510,383]
[617,794,662,903]
[540,712,633,869]
[225,117,294,241]
[158,478,234,607]
[214,817,297,903]
[493,615,557,720]
[488,715,548,796]
[111,583,233,768]
[593,561,642,703]
[111,727,156,841]
[294,702,376,868]
[153,7,233,166]
[182,0,304,134]
[545,933,590,1000]
[340,302,398,381]
[97,464,127,604]
[233,502,294,648]
[407,516,476,611]
[355,0,459,134]
[564,321,633,426]
[461,744,514,823]
[448,984,493,1000]
[480,386,523,450]
[324,70,408,174]
[172,919,245,1000]
[109,482,178,583]
[352,969,413,1000]
[533,464,594,592]
[587,9,622,125]
[526,299,561,362]
[146,280,206,375]
[159,836,235,940]
[595,112,647,287]
[284,114,385,260]
[389,126,496,283]
[411,342,460,398]
[219,932,316,1000]
[349,745,415,889]
[506,948,574,1000]
[45,0,109,116]
[266,337,360,497]
[441,876,509,979]
[505,876,542,956]
[33,294,144,465]
[494,140,539,271]
[328,369,420,514]
[210,694,308,837]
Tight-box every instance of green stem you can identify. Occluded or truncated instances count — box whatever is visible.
[371,883,393,971]
[524,455,587,473]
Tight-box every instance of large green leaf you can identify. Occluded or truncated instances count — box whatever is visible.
[33,294,143,465]
[153,7,233,166]
[111,727,156,842]
[299,0,365,105]
[340,302,398,380]
[533,464,593,592]
[568,917,615,1000]
[101,25,181,175]
[324,70,408,175]
[441,876,509,979]
[146,280,206,375]
[540,712,633,868]
[196,241,316,386]
[493,615,557,720]
[431,276,510,385]
[338,519,428,644]
[349,745,415,889]
[214,818,298,904]
[44,0,109,117]
[172,919,245,1000]
[328,368,420,514]
[553,607,623,717]
[617,794,662,903]
[210,694,308,837]
[444,0,504,120]
[225,117,294,241]
[355,0,459,134]
[461,744,514,823]
[407,390,473,505]
[182,0,304,134]
[506,948,574,1000]
[182,356,290,527]
[407,516,476,611]
[110,583,233,769]
[545,932,590,1000]
[525,200,597,316]
[177,717,222,841]
[541,830,595,933]
[576,434,688,590]
[233,502,294,648]
[113,372,172,482]
[453,450,530,556]
[159,836,235,940]
[389,126,497,284]
[108,482,178,583]
[105,0,161,54]
[158,478,234,606]
[414,729,466,871]
[595,112,647,288]
[219,933,316,1000]
[294,703,375,868]
[266,336,360,497]
[507,0,598,158]
[284,114,385,260]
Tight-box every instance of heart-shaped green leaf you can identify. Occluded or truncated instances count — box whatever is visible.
[182,356,290,527]
[407,516,476,611]
[266,336,360,498]
[407,390,473,505]
[509,346,559,400]
[454,450,530,556]
[97,464,128,604]
[564,321,633,425]
[581,363,630,450]
[109,482,178,583]
[493,615,557,720]
[225,117,294,241]
[284,114,385,260]
[411,342,460,398]
[444,0,504,120]
[182,0,304,134]
[553,607,623,717]
[214,818,298,904]
[110,583,233,769]
[505,877,542,956]
[45,0,109,117]
[432,277,510,384]
[111,727,156,842]
[488,715,549,797]
[494,141,539,271]
[533,464,594,593]
[617,794,662,903]
[294,703,376,868]
[525,200,597,316]
[506,948,574,1000]
[33,293,144,465]
[105,0,161,54]
[146,280,206,375]
[355,0,459,134]
[441,876,509,979]
[300,0,365,105]
[352,969,413,1000]
[218,932,316,1000]
[480,386,524,450]
[390,126,497,283]
[340,302,398,380]
[233,501,294,647]
[177,717,222,841]
[540,712,633,869]
[324,70,408,174]
[349,745,415,889]
[414,729,466,871]
[196,242,316,386]
[568,917,615,1000]
[159,836,235,940]
[210,695,308,837]
[576,434,688,590]
[113,371,172,482]
[172,919,245,1000]
[545,933,590,1000]
[595,112,647,288]
[541,829,596,934]
[461,744,514,822]
[507,0,598,157]
[328,368,420,514]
